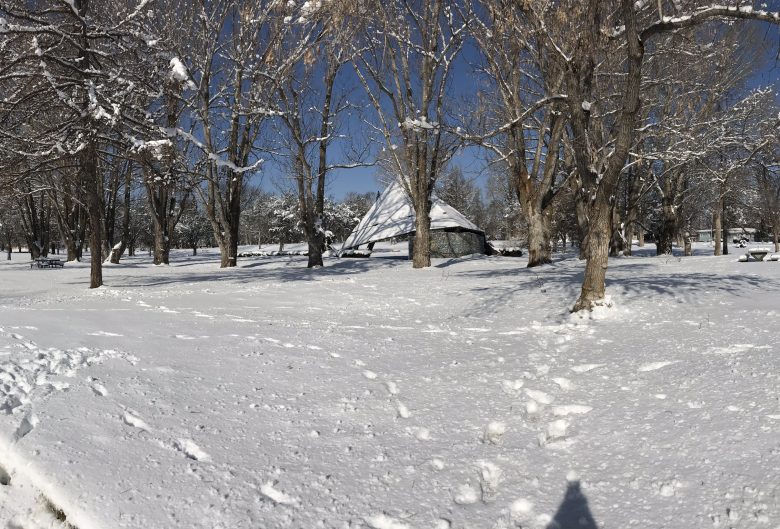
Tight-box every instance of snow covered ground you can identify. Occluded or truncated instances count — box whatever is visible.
[0,243,778,529]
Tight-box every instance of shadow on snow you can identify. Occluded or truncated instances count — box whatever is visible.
[547,481,599,529]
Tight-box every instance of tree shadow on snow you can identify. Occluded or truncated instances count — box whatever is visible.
[458,262,778,317]
[546,481,599,529]
[91,255,409,289]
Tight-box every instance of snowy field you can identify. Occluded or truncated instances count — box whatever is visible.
[0,243,779,529]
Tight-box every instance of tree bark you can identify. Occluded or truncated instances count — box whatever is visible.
[103,168,120,260]
[656,195,676,255]
[110,162,133,264]
[307,237,324,268]
[609,206,623,257]
[573,192,612,312]
[83,143,104,288]
[574,185,589,260]
[53,193,87,262]
[153,227,171,265]
[412,197,432,268]
[622,171,641,256]
[713,195,723,256]
[526,207,552,267]
[722,200,729,256]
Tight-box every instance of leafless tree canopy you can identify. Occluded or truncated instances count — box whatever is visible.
[0,0,777,310]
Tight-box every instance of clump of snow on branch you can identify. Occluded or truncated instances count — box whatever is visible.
[169,57,196,90]
[400,117,439,131]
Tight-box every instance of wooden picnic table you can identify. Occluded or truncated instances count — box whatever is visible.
[31,257,65,269]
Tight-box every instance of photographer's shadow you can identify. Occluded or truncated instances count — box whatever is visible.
[546,481,598,529]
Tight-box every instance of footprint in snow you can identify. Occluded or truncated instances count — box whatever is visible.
[174,438,211,461]
[551,405,592,416]
[122,412,150,431]
[524,388,554,404]
[454,484,480,505]
[638,361,678,372]
[13,413,38,442]
[570,364,605,373]
[477,461,502,503]
[483,422,506,445]
[395,401,410,419]
[551,377,575,390]
[500,379,524,395]
[364,514,410,529]
[538,419,570,447]
[260,481,297,505]
[407,427,429,440]
[87,377,108,397]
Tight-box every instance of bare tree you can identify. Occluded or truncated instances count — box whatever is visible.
[0,0,161,287]
[637,22,765,255]
[162,0,317,268]
[519,0,780,311]
[469,0,568,266]
[276,4,366,268]
[354,0,467,268]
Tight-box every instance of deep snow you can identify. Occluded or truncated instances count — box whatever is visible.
[0,243,778,529]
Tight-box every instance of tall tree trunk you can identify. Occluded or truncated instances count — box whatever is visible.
[656,195,676,255]
[103,169,120,260]
[110,163,133,263]
[412,197,432,268]
[226,207,239,267]
[609,206,623,257]
[773,216,779,252]
[575,191,589,260]
[623,172,641,256]
[573,193,612,312]
[153,227,171,265]
[713,195,723,256]
[307,236,324,268]
[526,207,552,267]
[83,143,104,288]
[722,200,729,256]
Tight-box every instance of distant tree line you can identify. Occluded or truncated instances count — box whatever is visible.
[0,0,778,311]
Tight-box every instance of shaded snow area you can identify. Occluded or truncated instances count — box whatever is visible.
[1,244,779,529]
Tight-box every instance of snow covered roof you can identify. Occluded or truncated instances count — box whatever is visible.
[340,180,483,252]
